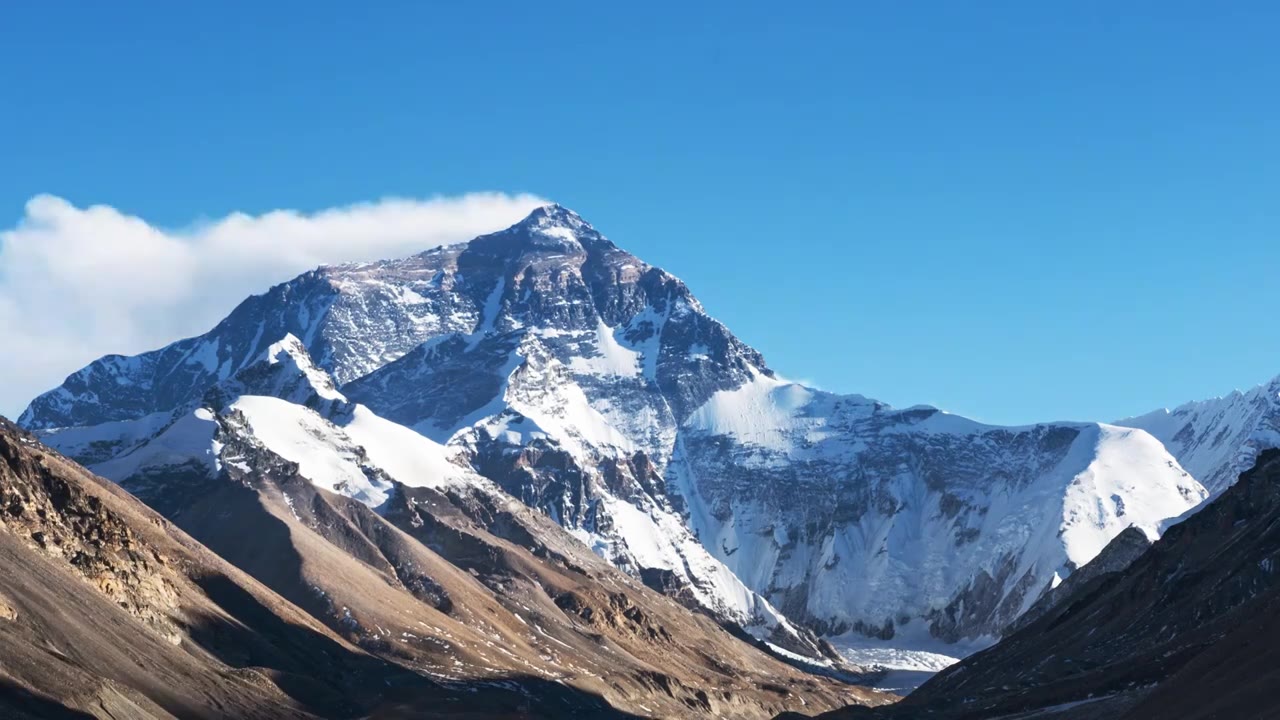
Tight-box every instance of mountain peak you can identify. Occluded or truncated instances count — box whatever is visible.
[214,333,345,407]
[477,203,608,253]
[260,333,309,363]
[520,202,585,227]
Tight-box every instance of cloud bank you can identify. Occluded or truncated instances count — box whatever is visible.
[0,192,548,418]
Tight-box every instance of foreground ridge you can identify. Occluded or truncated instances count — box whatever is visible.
[0,416,889,718]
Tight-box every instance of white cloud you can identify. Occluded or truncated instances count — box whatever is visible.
[0,192,548,418]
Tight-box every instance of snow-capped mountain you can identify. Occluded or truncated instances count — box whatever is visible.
[1118,376,1280,497]
[22,204,1205,646]
[40,331,823,659]
[674,383,1202,640]
[836,448,1280,720]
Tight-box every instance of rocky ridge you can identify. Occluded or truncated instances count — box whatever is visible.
[1,415,886,718]
[1119,374,1280,496]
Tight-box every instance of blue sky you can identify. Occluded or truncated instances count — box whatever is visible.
[1,2,1278,424]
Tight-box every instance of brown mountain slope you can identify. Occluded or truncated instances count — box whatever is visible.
[1,413,890,718]
[133,408,889,719]
[0,417,357,719]
[0,416,665,718]
[792,449,1280,720]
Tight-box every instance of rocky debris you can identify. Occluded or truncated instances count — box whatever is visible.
[0,418,381,718]
[150,404,890,717]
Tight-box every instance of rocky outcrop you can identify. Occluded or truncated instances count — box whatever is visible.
[0,420,184,641]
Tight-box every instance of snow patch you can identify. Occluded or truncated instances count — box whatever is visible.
[1059,424,1207,567]
[831,622,993,694]
[94,408,220,479]
[566,320,641,378]
[684,370,816,451]
[232,396,392,506]
[340,404,472,490]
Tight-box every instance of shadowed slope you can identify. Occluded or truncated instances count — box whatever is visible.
[0,418,669,718]
[141,407,887,718]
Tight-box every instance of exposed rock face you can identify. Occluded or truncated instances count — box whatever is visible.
[24,205,1204,647]
[21,206,758,434]
[0,420,183,641]
[803,449,1280,720]
[675,400,1201,642]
